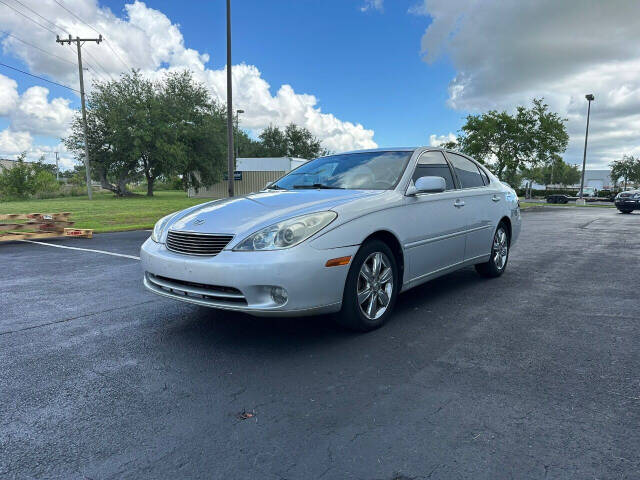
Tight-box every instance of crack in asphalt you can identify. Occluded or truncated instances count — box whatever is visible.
[0,300,157,336]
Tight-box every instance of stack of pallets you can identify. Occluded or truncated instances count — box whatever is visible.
[0,213,93,242]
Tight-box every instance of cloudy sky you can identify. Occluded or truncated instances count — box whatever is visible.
[0,0,638,170]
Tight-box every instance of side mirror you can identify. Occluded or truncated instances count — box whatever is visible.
[406,176,446,195]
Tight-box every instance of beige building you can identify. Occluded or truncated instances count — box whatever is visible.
[0,158,17,172]
[188,157,307,198]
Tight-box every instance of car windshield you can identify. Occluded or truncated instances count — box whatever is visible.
[270,151,412,190]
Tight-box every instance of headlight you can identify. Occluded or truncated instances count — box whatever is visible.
[151,213,177,243]
[234,211,337,251]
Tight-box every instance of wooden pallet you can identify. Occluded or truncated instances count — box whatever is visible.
[0,212,92,242]
[0,212,71,221]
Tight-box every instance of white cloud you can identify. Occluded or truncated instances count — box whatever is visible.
[0,0,377,154]
[429,132,456,147]
[410,0,640,168]
[361,0,384,12]
[0,73,74,138]
[12,86,74,137]
[0,129,32,155]
[0,74,19,115]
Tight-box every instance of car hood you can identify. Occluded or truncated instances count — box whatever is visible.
[165,189,384,241]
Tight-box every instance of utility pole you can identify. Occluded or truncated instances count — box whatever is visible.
[578,93,595,204]
[55,151,59,181]
[56,34,102,199]
[226,0,235,197]
[235,109,244,160]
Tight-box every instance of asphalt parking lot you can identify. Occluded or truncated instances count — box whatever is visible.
[2,207,639,479]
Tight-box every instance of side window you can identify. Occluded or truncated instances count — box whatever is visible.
[412,151,455,190]
[447,153,485,188]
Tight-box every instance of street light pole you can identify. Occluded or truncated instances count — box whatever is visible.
[578,94,595,204]
[235,109,244,160]
[226,0,235,197]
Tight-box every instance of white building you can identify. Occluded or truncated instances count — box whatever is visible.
[525,169,614,191]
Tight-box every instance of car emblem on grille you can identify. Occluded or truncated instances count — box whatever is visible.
[193,218,205,226]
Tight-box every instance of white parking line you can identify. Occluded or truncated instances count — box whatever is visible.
[18,240,140,260]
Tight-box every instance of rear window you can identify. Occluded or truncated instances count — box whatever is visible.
[447,153,485,189]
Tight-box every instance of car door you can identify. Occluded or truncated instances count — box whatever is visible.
[403,151,467,281]
[445,152,495,261]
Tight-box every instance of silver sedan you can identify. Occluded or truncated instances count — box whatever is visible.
[141,147,521,331]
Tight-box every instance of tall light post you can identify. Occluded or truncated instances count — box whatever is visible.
[226,0,235,197]
[578,93,595,204]
[235,109,244,160]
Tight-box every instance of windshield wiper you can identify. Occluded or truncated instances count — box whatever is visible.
[292,183,343,189]
[266,184,286,190]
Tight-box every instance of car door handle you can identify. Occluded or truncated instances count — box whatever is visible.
[492,195,501,202]
[454,199,465,208]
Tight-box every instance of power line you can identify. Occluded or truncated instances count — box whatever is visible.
[0,61,79,92]
[52,0,130,74]
[83,46,114,81]
[10,0,70,35]
[0,30,76,66]
[0,0,57,35]
[103,38,130,72]
[53,0,100,35]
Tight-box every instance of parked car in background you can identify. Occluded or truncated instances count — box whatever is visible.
[142,147,521,331]
[546,194,569,204]
[614,190,640,213]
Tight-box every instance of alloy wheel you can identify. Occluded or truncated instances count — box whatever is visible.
[357,252,394,320]
[493,227,509,270]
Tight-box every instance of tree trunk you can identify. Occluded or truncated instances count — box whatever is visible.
[146,176,154,196]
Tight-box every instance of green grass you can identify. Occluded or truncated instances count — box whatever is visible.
[0,191,213,233]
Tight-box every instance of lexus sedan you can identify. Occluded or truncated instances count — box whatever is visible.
[141,148,521,331]
[615,189,640,213]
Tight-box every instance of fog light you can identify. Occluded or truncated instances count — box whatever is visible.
[270,286,288,305]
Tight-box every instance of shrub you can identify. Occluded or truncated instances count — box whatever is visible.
[0,157,35,199]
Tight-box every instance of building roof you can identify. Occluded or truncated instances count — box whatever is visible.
[236,157,307,172]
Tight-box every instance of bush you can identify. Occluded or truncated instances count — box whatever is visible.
[0,153,63,200]
[33,171,60,198]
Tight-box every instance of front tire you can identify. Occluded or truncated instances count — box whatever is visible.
[475,222,510,278]
[618,208,633,214]
[335,240,399,332]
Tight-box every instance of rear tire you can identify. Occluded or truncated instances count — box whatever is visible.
[475,222,510,278]
[335,239,399,332]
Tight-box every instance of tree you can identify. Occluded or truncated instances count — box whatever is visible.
[453,98,569,179]
[0,152,59,199]
[0,153,33,199]
[65,70,229,196]
[258,125,288,156]
[258,124,326,159]
[610,155,640,190]
[521,157,581,187]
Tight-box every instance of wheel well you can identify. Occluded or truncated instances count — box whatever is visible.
[499,216,512,242]
[362,231,404,288]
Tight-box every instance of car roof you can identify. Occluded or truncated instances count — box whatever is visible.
[336,147,445,155]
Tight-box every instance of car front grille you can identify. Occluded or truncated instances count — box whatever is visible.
[145,273,247,305]
[166,231,234,256]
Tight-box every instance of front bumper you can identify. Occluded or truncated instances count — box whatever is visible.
[615,199,639,209]
[140,238,357,316]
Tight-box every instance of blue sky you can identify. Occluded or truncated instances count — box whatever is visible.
[1,0,640,170]
[99,0,461,146]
